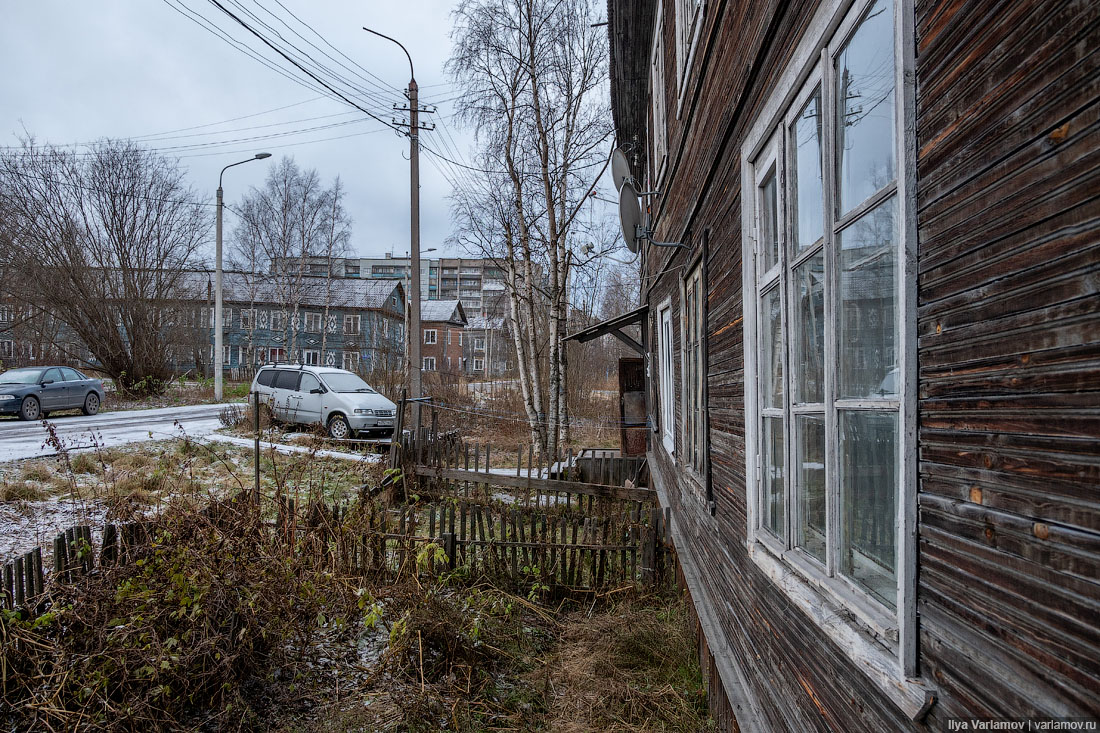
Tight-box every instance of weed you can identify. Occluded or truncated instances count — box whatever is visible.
[19,462,52,483]
[70,452,101,474]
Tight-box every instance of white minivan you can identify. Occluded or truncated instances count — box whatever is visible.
[250,365,398,440]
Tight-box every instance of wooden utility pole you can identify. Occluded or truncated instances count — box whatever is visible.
[363,27,434,427]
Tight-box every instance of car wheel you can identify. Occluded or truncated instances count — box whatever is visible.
[82,392,101,416]
[327,414,351,440]
[18,396,41,421]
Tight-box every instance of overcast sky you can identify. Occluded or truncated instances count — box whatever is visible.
[0,0,492,261]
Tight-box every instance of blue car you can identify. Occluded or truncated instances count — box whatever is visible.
[0,366,105,420]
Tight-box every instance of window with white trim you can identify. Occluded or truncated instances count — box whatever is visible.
[342,351,360,372]
[303,349,320,366]
[656,300,675,456]
[240,309,255,330]
[423,356,436,372]
[270,310,286,331]
[674,0,702,86]
[0,305,13,323]
[744,0,912,652]
[650,1,668,185]
[473,358,484,372]
[344,314,361,334]
[424,329,437,345]
[305,312,322,333]
[681,262,705,474]
[0,340,12,359]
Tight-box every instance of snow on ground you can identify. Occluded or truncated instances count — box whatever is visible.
[0,403,236,462]
[0,496,109,561]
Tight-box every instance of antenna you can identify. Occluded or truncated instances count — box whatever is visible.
[618,181,687,252]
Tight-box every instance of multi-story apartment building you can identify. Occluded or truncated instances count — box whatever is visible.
[278,253,514,318]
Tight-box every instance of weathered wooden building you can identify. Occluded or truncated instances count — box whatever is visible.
[605,0,1100,729]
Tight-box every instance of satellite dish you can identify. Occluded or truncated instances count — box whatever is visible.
[611,148,632,191]
[618,180,643,254]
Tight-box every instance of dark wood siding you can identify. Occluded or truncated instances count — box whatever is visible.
[625,0,1100,729]
[914,0,1100,721]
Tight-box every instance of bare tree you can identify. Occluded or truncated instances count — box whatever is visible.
[449,0,612,457]
[0,139,209,394]
[231,157,349,362]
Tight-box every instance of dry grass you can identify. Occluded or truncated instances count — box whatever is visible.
[0,480,47,502]
[546,595,714,733]
[19,463,52,483]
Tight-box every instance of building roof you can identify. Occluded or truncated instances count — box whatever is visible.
[466,315,505,331]
[420,299,467,325]
[608,0,657,182]
[178,271,404,311]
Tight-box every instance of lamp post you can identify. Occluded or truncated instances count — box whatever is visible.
[215,152,271,401]
[364,27,427,425]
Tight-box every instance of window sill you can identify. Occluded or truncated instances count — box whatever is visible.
[746,541,931,719]
[660,434,675,464]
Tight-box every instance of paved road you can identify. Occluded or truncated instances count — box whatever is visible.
[0,403,237,462]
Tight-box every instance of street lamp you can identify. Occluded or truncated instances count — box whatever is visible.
[364,26,427,423]
[215,152,271,401]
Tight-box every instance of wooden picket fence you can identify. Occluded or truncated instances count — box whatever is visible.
[1,522,152,611]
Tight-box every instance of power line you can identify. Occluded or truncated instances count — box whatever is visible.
[160,0,343,104]
[203,0,405,136]
[3,168,215,207]
[220,0,399,112]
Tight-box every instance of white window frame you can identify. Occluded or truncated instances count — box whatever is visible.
[344,314,361,334]
[240,308,255,330]
[342,351,360,372]
[649,0,668,189]
[673,0,704,113]
[305,312,322,333]
[473,358,485,372]
[0,339,12,359]
[473,336,485,351]
[739,0,923,711]
[270,310,285,331]
[656,298,675,458]
[423,356,436,372]
[303,349,320,366]
[680,261,706,477]
[0,305,13,323]
[424,329,437,345]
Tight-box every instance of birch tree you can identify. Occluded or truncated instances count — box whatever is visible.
[449,0,611,458]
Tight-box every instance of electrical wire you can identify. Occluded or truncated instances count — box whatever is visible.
[202,0,405,134]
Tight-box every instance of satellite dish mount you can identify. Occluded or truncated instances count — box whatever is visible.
[618,180,687,253]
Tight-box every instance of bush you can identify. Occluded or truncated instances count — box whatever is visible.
[0,500,335,730]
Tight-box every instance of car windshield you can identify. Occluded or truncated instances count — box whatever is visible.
[321,373,377,393]
[0,368,44,385]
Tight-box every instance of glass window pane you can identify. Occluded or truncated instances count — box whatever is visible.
[791,89,824,252]
[761,287,784,408]
[838,196,898,400]
[793,251,825,404]
[835,0,896,215]
[796,415,826,564]
[760,167,779,271]
[763,416,785,540]
[839,410,897,609]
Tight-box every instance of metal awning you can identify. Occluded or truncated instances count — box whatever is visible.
[564,304,648,355]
